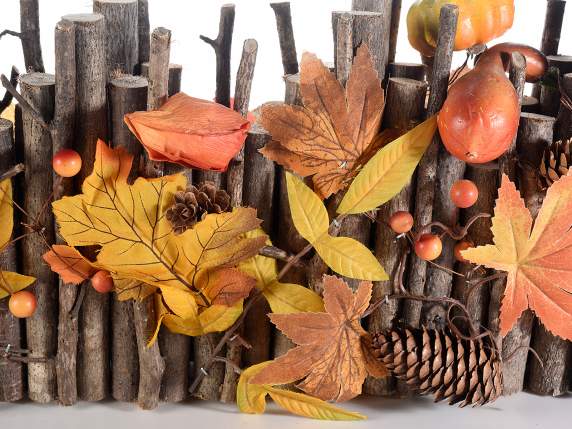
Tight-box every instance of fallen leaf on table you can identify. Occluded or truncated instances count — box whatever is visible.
[42,245,96,285]
[237,361,366,421]
[260,44,385,199]
[125,92,250,172]
[286,172,387,281]
[462,174,572,340]
[250,276,386,402]
[239,229,324,313]
[0,178,35,299]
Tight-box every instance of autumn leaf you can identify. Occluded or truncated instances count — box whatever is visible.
[52,140,264,335]
[0,179,35,298]
[237,361,366,421]
[203,267,256,306]
[260,45,384,199]
[462,174,572,340]
[251,276,386,402]
[239,229,324,313]
[286,172,387,281]
[125,92,250,172]
[337,116,437,214]
[42,245,96,285]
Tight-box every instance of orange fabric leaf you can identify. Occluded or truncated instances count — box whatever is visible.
[42,245,96,285]
[204,267,256,306]
[125,92,250,172]
[462,174,572,340]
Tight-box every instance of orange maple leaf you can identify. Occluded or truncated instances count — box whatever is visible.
[250,275,387,402]
[259,45,385,199]
[463,174,572,340]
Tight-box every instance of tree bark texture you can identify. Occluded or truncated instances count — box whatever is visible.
[389,62,426,81]
[556,73,572,141]
[137,0,150,73]
[20,0,45,73]
[271,2,298,75]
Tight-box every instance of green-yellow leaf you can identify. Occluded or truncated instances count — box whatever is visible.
[314,236,388,281]
[337,116,437,214]
[0,179,13,249]
[237,361,366,421]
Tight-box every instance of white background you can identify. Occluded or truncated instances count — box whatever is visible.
[1,0,571,108]
[1,1,570,427]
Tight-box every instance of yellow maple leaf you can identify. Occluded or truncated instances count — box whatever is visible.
[51,140,264,335]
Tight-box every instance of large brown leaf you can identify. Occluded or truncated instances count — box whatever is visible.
[250,275,387,402]
[259,45,385,199]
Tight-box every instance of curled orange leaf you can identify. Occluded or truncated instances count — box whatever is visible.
[42,245,96,285]
[125,92,250,171]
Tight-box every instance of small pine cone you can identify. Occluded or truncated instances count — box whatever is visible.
[193,182,231,215]
[539,138,570,188]
[166,190,199,234]
[371,327,502,407]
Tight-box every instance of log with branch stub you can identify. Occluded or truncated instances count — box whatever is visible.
[93,0,139,77]
[403,4,458,328]
[20,73,57,403]
[0,119,24,403]
[270,2,298,75]
[52,18,79,406]
[109,75,148,402]
[63,13,110,402]
[364,77,427,397]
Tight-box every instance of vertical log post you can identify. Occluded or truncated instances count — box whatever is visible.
[21,73,56,403]
[135,26,171,409]
[556,73,572,140]
[19,0,45,73]
[53,19,78,406]
[94,0,139,77]
[547,55,572,76]
[64,13,110,402]
[270,2,299,75]
[389,62,426,81]
[136,0,150,74]
[109,75,148,402]
[540,68,561,117]
[168,64,183,96]
[0,119,24,402]
[403,5,458,327]
[365,77,427,396]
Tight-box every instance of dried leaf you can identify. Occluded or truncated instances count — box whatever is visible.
[337,116,437,214]
[114,278,156,301]
[125,92,250,171]
[239,229,324,313]
[42,245,96,285]
[237,361,366,421]
[260,45,384,199]
[251,276,384,402]
[52,140,263,335]
[463,174,572,340]
[204,267,256,306]
[286,172,387,281]
[0,271,36,300]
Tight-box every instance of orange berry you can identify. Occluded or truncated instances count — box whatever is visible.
[414,234,443,261]
[454,240,474,263]
[9,290,37,318]
[389,211,414,234]
[53,149,82,178]
[450,179,479,208]
[91,270,114,294]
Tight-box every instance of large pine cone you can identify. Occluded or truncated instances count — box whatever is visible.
[539,138,570,188]
[166,182,231,234]
[371,327,502,407]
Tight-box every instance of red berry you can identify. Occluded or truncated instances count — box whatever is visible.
[389,211,414,234]
[53,149,82,178]
[454,240,474,263]
[91,270,114,294]
[9,290,37,318]
[450,179,479,208]
[414,234,443,261]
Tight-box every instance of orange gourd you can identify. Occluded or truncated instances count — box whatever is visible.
[407,0,514,57]
[438,43,547,164]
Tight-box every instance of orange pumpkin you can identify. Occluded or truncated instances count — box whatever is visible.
[438,43,547,164]
[407,0,514,57]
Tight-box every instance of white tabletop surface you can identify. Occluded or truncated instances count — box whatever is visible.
[1,392,569,428]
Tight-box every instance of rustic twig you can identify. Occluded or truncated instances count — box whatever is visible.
[1,73,49,129]
[0,66,19,115]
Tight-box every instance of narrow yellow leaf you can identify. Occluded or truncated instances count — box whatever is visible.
[263,281,324,314]
[315,236,388,281]
[266,387,366,421]
[0,179,13,249]
[285,172,329,243]
[0,272,36,300]
[337,116,437,214]
[237,361,271,414]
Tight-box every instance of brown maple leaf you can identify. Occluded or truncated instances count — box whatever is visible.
[259,45,385,199]
[463,174,572,340]
[250,275,387,402]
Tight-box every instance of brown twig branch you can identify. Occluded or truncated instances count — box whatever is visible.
[419,212,491,241]
[0,163,25,182]
[0,66,19,115]
[258,245,304,267]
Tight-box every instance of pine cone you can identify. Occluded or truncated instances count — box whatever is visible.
[166,182,231,234]
[371,327,502,407]
[539,138,571,188]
